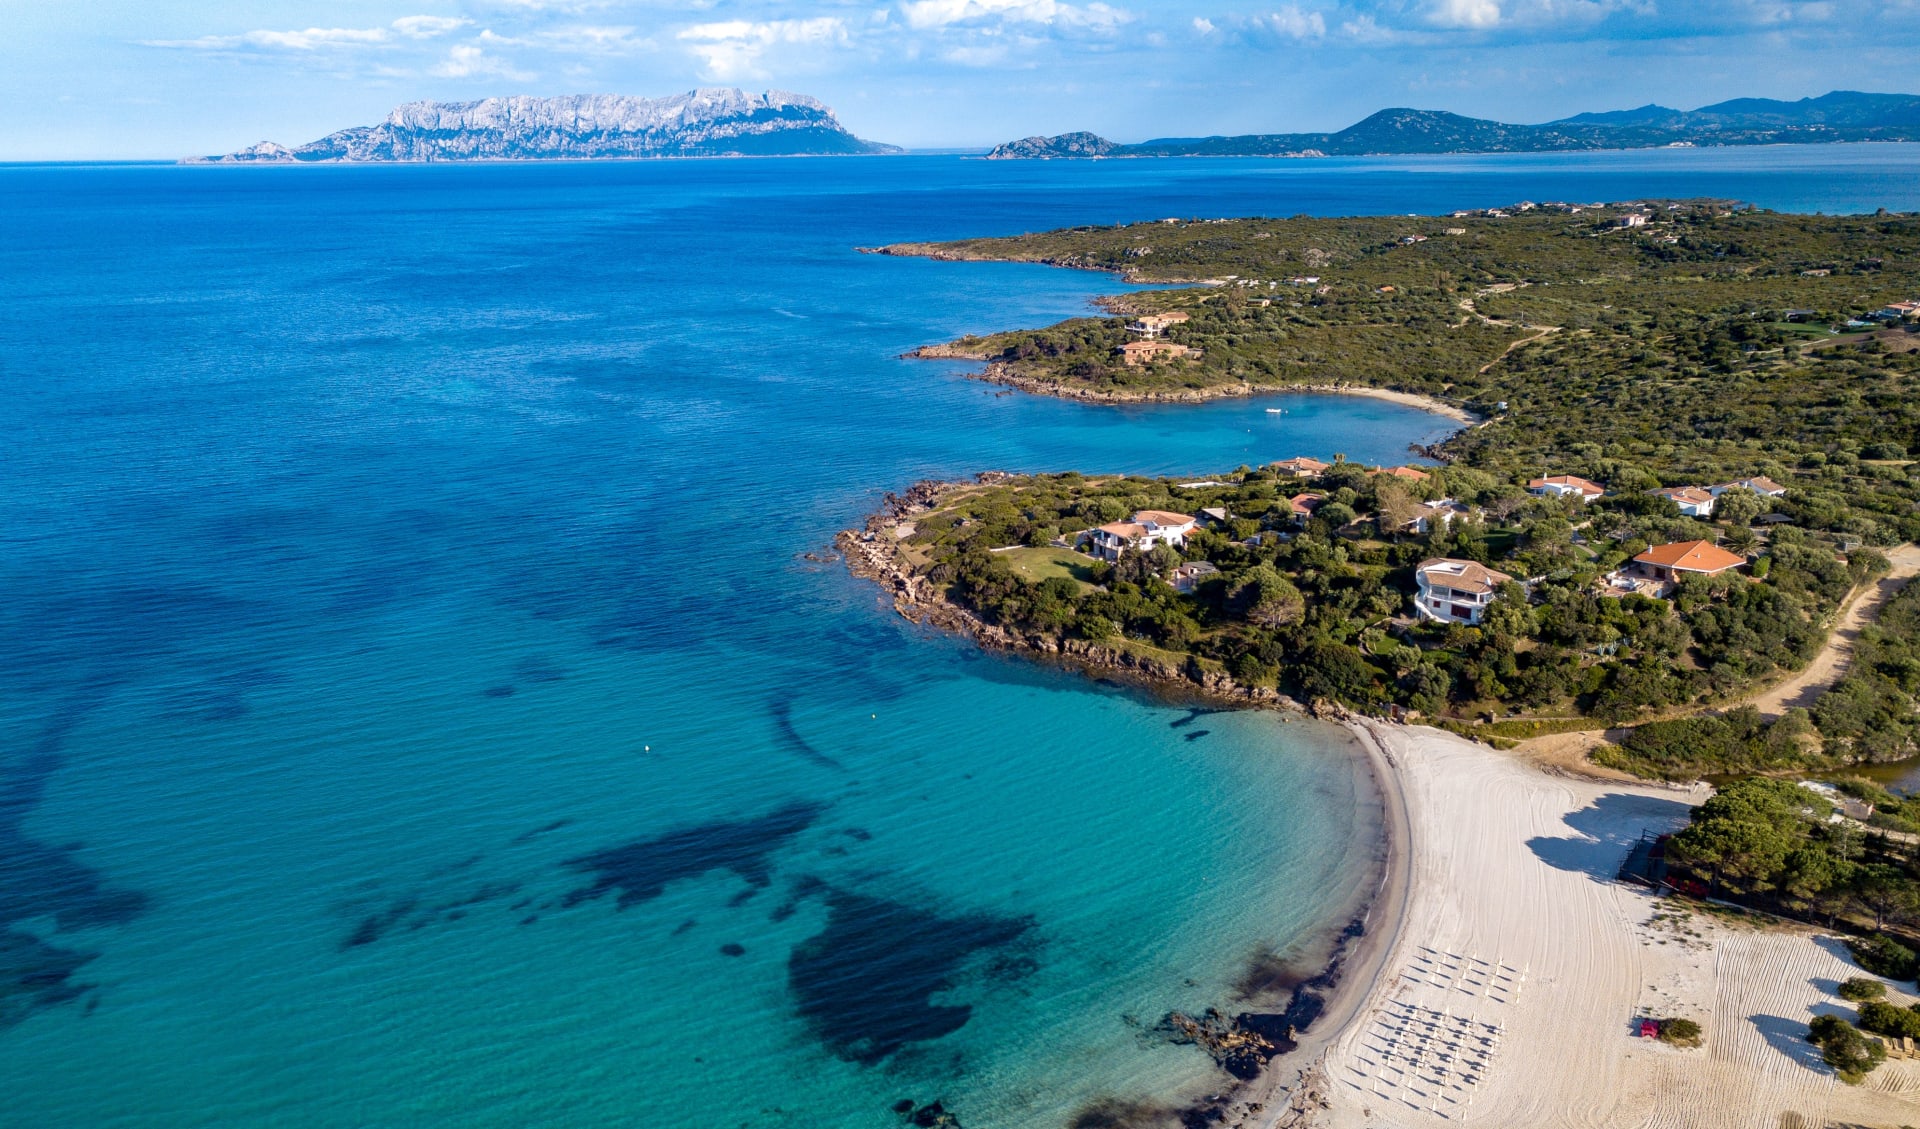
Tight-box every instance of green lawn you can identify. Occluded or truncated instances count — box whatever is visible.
[999,546,1102,591]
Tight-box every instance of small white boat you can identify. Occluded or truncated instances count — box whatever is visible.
[1265,408,1286,414]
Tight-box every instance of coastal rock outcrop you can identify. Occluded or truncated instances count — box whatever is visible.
[189,89,902,163]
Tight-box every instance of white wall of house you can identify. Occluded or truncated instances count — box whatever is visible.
[1415,576,1493,625]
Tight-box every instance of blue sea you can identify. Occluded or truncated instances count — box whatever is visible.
[4,143,1920,1129]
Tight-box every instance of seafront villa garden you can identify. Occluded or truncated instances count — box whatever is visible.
[877,456,1884,746]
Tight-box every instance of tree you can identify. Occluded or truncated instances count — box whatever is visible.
[1849,864,1920,932]
[1807,1014,1886,1084]
[1838,977,1886,1003]
[1668,777,1823,894]
[1714,487,1768,525]
[1229,564,1305,629]
[1373,479,1423,536]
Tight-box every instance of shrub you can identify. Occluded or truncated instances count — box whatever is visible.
[1849,934,1920,982]
[1838,977,1888,1003]
[1857,1000,1920,1040]
[1807,1014,1886,1083]
[1657,1017,1702,1047]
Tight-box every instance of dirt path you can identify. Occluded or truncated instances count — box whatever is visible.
[1749,543,1920,719]
[1456,285,1561,373]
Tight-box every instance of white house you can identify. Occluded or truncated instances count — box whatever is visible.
[1085,509,1197,561]
[1708,476,1788,498]
[1651,486,1716,517]
[1125,312,1190,338]
[1414,558,1515,625]
[1403,499,1473,535]
[1528,474,1605,503]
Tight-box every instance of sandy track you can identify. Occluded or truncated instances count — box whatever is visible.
[1750,543,1920,719]
[1288,725,1920,1129]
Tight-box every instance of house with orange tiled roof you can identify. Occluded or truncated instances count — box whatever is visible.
[1271,456,1330,478]
[1083,509,1197,561]
[1528,474,1605,503]
[1651,486,1716,518]
[1634,540,1746,579]
[1115,340,1197,367]
[1605,539,1746,596]
[1709,476,1787,498]
[1372,465,1432,482]
[1414,558,1515,625]
[1288,493,1326,526]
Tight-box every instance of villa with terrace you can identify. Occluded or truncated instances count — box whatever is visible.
[1651,486,1716,517]
[1083,509,1197,561]
[1414,558,1515,625]
[1528,474,1606,503]
[1604,539,1746,598]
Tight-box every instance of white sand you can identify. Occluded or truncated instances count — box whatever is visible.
[1258,723,1920,1129]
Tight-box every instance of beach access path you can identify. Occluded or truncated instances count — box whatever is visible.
[1274,723,1920,1129]
[1749,542,1920,719]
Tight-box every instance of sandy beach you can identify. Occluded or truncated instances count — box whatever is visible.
[1233,722,1920,1129]
[949,360,1483,424]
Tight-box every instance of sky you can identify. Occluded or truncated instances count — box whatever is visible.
[4,0,1920,159]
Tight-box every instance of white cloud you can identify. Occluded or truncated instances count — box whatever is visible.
[146,15,469,53]
[431,43,536,79]
[1199,6,1329,44]
[393,16,472,39]
[676,17,850,80]
[1428,0,1503,27]
[898,0,1127,32]
[1261,5,1327,38]
[146,26,392,51]
[536,25,655,54]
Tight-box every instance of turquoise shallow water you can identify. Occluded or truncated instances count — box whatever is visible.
[4,146,1920,1128]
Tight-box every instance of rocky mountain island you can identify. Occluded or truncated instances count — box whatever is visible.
[189,88,901,163]
[987,89,1920,158]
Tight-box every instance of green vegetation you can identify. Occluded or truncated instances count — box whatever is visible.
[1656,1017,1703,1048]
[997,546,1101,591]
[880,203,1920,772]
[1839,977,1889,1002]
[1808,1014,1886,1083]
[1857,1000,1920,1040]
[1659,777,1920,970]
[1849,934,1920,982]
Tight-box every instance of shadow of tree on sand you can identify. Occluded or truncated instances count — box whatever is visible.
[1526,792,1695,882]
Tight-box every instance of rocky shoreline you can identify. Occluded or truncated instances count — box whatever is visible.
[836,475,1313,711]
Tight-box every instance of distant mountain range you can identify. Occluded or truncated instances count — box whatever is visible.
[987,90,1920,159]
[188,88,900,163]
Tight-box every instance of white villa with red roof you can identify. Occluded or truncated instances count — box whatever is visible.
[1651,486,1716,517]
[1528,475,1605,502]
[1414,558,1515,625]
[1709,476,1787,498]
[1084,509,1197,561]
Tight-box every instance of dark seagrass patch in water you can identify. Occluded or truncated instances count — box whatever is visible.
[787,888,1034,1065]
[562,800,830,910]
